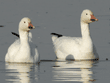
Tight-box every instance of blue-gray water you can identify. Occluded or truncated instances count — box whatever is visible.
[0,0,110,83]
[1,60,110,83]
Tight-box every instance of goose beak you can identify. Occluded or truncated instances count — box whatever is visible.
[90,15,98,22]
[28,23,35,29]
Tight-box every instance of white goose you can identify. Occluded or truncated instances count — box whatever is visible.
[5,17,40,63]
[51,9,99,60]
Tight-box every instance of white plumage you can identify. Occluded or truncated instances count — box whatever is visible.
[5,17,40,63]
[51,9,99,60]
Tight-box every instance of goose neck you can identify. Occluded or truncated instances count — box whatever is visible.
[19,29,29,44]
[81,22,90,38]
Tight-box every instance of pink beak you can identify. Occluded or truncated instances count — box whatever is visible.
[90,15,98,21]
[28,22,33,27]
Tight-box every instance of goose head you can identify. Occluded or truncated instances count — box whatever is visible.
[81,9,98,24]
[19,17,35,32]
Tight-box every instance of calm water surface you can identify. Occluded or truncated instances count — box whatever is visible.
[0,60,107,83]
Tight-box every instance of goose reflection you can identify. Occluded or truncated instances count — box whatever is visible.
[52,60,97,83]
[5,63,38,83]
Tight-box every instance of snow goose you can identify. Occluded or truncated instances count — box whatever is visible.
[5,17,40,63]
[51,9,99,60]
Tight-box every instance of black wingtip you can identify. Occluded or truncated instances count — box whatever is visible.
[51,33,63,38]
[11,32,19,38]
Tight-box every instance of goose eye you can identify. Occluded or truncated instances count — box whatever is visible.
[86,13,88,15]
[24,21,26,23]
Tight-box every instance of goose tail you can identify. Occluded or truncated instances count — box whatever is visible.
[51,33,63,42]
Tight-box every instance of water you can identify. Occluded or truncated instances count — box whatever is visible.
[0,0,110,83]
[0,60,109,83]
